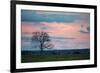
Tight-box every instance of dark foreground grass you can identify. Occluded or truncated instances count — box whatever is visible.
[21,53,90,63]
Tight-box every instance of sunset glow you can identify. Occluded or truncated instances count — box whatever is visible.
[21,10,90,50]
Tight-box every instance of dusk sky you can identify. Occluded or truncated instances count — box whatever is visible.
[21,10,90,51]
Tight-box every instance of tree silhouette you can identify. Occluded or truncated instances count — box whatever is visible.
[32,31,54,53]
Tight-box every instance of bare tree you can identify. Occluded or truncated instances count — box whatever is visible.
[32,31,54,53]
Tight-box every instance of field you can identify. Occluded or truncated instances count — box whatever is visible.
[21,49,90,63]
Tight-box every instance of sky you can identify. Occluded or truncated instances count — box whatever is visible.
[21,10,90,51]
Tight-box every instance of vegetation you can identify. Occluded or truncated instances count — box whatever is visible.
[32,32,54,53]
[21,53,90,63]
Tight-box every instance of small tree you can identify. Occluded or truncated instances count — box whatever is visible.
[32,31,54,53]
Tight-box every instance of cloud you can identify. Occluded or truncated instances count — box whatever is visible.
[79,30,89,34]
[79,24,90,34]
[21,36,90,50]
[21,22,90,50]
[21,10,90,23]
[51,36,76,40]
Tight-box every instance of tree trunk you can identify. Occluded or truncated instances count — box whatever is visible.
[40,43,43,54]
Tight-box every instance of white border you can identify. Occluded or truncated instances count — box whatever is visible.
[16,4,95,69]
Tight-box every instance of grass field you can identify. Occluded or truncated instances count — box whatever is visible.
[21,53,90,63]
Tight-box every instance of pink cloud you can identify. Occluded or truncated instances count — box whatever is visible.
[21,22,90,49]
[22,22,90,40]
[21,22,41,33]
